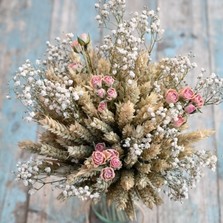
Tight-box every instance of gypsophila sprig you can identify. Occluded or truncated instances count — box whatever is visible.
[11,0,222,221]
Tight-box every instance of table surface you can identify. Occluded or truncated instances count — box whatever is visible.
[0,0,223,223]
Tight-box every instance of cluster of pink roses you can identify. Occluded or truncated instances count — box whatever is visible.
[91,143,122,181]
[91,75,117,112]
[165,86,204,111]
[165,87,204,127]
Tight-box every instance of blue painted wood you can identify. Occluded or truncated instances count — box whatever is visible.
[207,0,223,221]
[75,0,100,44]
[0,0,223,223]
[0,0,53,222]
[26,1,99,222]
[157,0,220,222]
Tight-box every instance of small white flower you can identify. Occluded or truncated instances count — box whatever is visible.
[44,167,51,173]
[127,79,133,85]
[129,71,135,78]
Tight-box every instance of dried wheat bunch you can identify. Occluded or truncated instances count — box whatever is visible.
[12,0,222,220]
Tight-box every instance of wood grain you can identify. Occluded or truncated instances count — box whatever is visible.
[0,0,222,223]
[26,1,99,223]
[0,0,52,222]
[157,0,220,223]
[207,0,223,222]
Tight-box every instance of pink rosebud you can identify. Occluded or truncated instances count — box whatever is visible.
[173,116,186,127]
[95,143,106,152]
[165,89,179,104]
[96,88,106,98]
[102,149,119,161]
[100,167,115,181]
[107,88,117,100]
[184,104,196,114]
[78,33,90,46]
[102,150,112,161]
[71,40,82,53]
[103,75,115,86]
[180,87,194,100]
[68,62,82,70]
[106,149,119,158]
[91,75,102,88]
[98,101,107,112]
[110,157,122,169]
[191,94,204,108]
[92,151,106,167]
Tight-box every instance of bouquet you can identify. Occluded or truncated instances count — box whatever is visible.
[13,0,222,221]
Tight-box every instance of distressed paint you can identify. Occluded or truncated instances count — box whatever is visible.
[27,1,99,223]
[0,0,223,223]
[0,0,52,222]
[207,0,223,222]
[157,0,219,222]
[75,1,100,44]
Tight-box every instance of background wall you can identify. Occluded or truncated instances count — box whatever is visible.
[0,0,223,222]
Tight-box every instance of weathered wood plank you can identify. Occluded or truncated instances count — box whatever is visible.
[187,1,220,222]
[26,1,99,223]
[1,1,222,223]
[157,0,219,222]
[207,0,223,222]
[0,0,53,223]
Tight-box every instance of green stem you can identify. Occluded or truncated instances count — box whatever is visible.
[85,50,95,74]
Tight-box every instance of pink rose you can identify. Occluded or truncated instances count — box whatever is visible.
[180,87,194,100]
[110,157,122,169]
[68,63,82,70]
[191,94,204,108]
[92,151,106,167]
[106,149,119,158]
[95,143,106,152]
[91,75,102,88]
[165,89,179,104]
[102,149,119,161]
[96,88,106,98]
[173,116,186,127]
[78,33,90,46]
[107,88,117,100]
[98,101,107,112]
[100,167,115,181]
[103,76,115,86]
[102,150,112,161]
[184,104,196,114]
[71,40,82,53]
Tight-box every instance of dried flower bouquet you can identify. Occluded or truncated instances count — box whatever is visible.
[13,0,223,221]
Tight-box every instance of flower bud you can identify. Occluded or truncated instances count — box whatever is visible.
[165,89,179,104]
[110,157,122,169]
[71,40,82,53]
[96,88,106,98]
[184,104,196,114]
[103,75,115,86]
[91,75,102,88]
[95,143,106,152]
[173,115,186,127]
[98,101,107,112]
[100,167,115,181]
[179,87,194,100]
[107,88,117,100]
[191,94,204,108]
[92,151,106,167]
[77,33,90,46]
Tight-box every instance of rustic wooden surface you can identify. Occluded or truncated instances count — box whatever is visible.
[0,0,222,223]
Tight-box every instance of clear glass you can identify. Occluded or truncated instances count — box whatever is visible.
[90,196,144,223]
[91,200,129,223]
